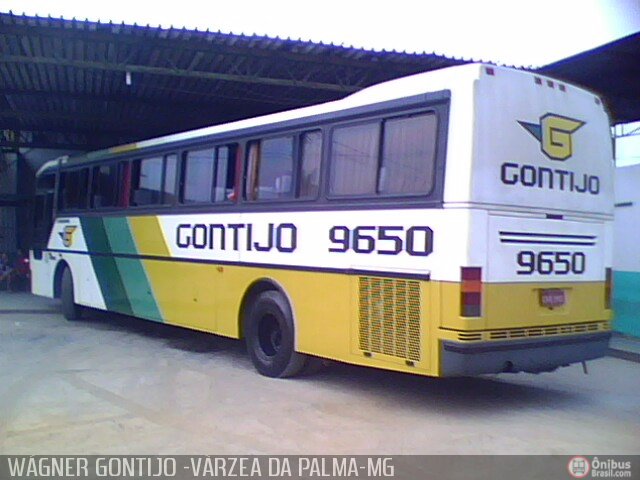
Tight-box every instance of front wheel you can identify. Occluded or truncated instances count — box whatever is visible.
[61,267,82,321]
[245,290,306,378]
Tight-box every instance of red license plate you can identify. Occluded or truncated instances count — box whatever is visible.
[540,289,566,308]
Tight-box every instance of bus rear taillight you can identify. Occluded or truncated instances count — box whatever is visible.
[461,267,482,317]
[605,268,613,309]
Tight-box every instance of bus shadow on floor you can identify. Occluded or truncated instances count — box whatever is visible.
[79,308,240,355]
[313,362,584,413]
[76,308,583,412]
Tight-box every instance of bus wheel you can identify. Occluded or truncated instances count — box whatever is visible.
[61,267,82,321]
[246,290,306,378]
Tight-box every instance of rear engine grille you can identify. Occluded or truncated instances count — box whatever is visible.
[358,277,421,362]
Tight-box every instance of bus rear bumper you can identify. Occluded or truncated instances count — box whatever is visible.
[440,332,611,376]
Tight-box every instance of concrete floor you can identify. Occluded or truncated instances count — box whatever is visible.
[1,292,638,455]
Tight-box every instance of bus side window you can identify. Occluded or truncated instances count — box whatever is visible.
[117,161,131,208]
[246,136,294,201]
[163,154,178,204]
[59,169,90,211]
[379,113,437,195]
[299,130,322,199]
[130,156,163,206]
[91,164,118,208]
[182,148,215,204]
[213,145,237,203]
[329,122,379,196]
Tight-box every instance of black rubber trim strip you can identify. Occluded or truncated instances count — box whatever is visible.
[43,248,431,281]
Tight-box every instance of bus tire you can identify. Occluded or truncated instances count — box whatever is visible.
[61,267,82,321]
[246,290,306,378]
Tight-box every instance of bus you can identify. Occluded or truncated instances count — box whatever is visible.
[30,64,614,378]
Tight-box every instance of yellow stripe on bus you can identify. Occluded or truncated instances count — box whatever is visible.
[128,216,170,257]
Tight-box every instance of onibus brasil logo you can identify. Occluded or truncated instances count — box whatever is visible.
[568,456,590,478]
[58,226,77,247]
[518,113,585,161]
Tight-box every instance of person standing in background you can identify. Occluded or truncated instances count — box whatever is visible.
[0,252,13,290]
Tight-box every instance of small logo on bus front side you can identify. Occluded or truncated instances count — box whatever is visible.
[518,114,585,161]
[58,226,77,247]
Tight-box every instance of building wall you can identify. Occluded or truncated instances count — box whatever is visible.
[613,164,640,337]
[0,152,18,253]
[1,148,81,253]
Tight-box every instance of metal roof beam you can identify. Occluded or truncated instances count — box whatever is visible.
[0,121,138,137]
[0,106,238,126]
[0,138,100,150]
[2,54,359,93]
[0,86,307,109]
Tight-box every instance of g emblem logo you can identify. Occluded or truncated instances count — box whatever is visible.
[519,114,585,161]
[58,226,77,247]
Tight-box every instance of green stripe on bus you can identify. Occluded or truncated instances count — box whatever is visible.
[80,217,134,316]
[103,217,163,322]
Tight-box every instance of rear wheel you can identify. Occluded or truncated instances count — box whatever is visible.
[246,290,306,378]
[61,267,82,321]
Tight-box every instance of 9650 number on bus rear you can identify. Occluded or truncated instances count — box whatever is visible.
[516,251,586,275]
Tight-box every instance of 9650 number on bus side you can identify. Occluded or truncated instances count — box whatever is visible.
[329,225,433,256]
[516,250,586,275]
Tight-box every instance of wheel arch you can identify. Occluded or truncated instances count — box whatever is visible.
[52,259,70,299]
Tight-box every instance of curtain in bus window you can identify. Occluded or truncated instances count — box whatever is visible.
[183,148,215,203]
[379,114,437,195]
[330,123,379,195]
[300,131,322,198]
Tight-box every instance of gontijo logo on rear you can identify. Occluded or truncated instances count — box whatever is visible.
[500,113,600,195]
[518,114,585,161]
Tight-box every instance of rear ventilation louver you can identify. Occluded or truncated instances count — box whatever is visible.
[358,277,421,362]
[455,321,610,342]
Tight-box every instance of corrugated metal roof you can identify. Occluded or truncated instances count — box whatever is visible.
[539,31,640,125]
[2,10,635,152]
[0,11,469,150]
